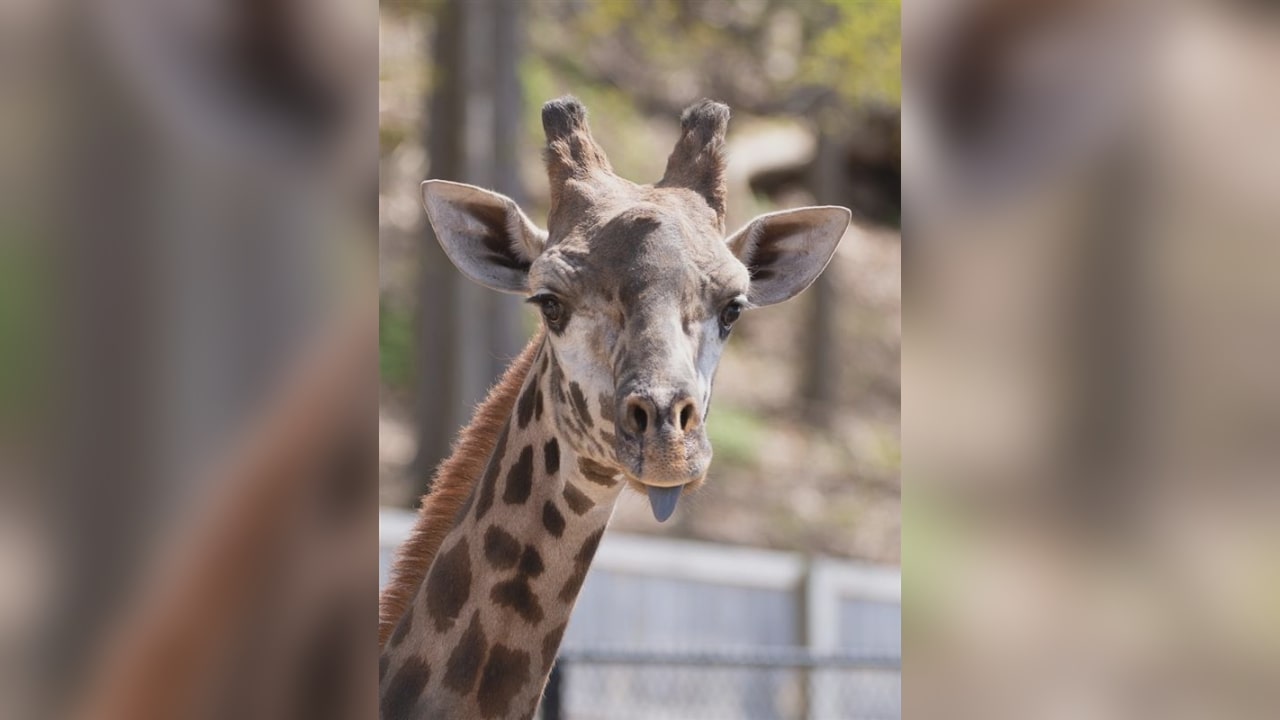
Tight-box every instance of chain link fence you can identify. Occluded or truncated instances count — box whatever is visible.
[539,648,900,720]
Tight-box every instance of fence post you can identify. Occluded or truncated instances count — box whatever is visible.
[542,660,564,720]
[797,556,815,720]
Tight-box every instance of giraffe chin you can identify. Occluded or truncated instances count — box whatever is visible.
[647,485,684,523]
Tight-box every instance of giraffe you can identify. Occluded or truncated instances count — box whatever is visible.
[379,97,851,719]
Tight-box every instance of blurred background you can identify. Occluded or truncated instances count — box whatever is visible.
[378,1,901,718]
[9,0,1278,719]
[1,0,379,718]
[905,0,1280,718]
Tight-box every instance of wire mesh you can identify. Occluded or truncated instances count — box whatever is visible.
[539,648,901,720]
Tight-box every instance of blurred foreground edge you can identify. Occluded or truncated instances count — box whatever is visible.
[905,1,1280,718]
[74,304,378,720]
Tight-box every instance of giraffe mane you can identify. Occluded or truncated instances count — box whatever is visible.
[379,330,545,647]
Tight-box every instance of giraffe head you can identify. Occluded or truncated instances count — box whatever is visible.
[421,97,849,521]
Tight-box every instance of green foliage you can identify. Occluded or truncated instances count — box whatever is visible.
[901,489,965,644]
[804,0,902,104]
[706,404,768,467]
[0,228,49,430]
[380,299,414,391]
[528,0,901,117]
[380,125,408,157]
[381,0,447,19]
[875,426,902,472]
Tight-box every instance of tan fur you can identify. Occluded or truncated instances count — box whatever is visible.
[378,331,544,647]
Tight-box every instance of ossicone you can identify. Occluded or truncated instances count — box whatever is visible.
[541,96,612,221]
[658,99,731,229]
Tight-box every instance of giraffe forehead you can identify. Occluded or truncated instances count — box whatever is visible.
[531,207,746,311]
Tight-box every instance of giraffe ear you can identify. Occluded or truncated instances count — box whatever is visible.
[726,206,851,307]
[421,180,548,294]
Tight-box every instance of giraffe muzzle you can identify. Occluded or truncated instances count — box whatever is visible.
[614,386,711,496]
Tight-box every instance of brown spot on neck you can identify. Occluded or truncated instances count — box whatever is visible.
[443,610,487,694]
[388,606,413,648]
[423,538,472,632]
[502,446,536,505]
[578,457,619,487]
[516,374,538,428]
[541,622,569,669]
[477,644,531,718]
[559,529,605,602]
[490,578,544,624]
[541,501,566,537]
[483,525,521,569]
[474,424,510,522]
[381,657,430,719]
[519,545,545,578]
[562,483,594,515]
[544,438,560,475]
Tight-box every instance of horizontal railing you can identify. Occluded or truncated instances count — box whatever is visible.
[556,647,901,671]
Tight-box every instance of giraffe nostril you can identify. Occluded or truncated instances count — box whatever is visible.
[630,404,648,434]
[673,396,699,432]
[623,395,652,436]
[623,393,698,437]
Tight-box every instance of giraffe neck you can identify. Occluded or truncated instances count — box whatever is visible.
[380,341,625,720]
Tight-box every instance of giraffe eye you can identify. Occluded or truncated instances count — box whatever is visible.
[529,294,567,331]
[719,300,743,332]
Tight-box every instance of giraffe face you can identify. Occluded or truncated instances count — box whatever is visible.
[525,186,751,492]
[421,97,850,520]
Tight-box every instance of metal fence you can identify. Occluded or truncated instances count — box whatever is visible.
[381,511,902,719]
[539,648,901,720]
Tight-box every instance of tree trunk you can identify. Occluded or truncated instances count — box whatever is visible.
[801,118,848,427]
[409,0,463,492]
[410,0,528,497]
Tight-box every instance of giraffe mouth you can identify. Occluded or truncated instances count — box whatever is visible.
[646,484,684,523]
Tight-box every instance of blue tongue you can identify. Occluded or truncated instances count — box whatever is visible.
[647,485,682,523]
